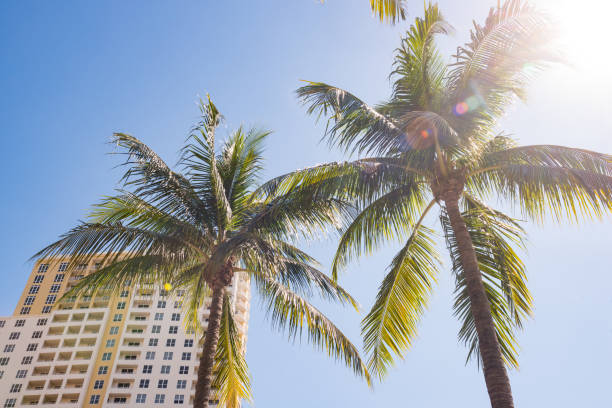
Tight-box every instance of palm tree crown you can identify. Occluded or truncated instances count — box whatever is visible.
[33,96,370,408]
[261,1,612,407]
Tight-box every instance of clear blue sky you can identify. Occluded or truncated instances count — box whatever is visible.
[1,0,611,406]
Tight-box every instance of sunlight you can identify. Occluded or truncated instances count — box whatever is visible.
[536,0,612,76]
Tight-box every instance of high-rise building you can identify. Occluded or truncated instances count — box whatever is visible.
[0,256,251,407]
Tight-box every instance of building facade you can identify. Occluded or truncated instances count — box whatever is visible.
[0,257,250,407]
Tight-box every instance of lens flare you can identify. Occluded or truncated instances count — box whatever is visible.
[164,283,172,291]
[420,129,430,138]
[454,101,469,115]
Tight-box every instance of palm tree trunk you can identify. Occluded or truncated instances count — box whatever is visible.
[444,196,515,408]
[194,284,225,408]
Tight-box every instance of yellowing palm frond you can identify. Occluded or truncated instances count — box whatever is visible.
[212,294,253,408]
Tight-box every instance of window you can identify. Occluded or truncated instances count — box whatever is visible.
[29,285,40,294]
[145,351,155,360]
[42,306,52,313]
[174,395,185,404]
[152,325,161,334]
[177,289,186,296]
[8,332,19,340]
[15,370,27,379]
[124,354,137,360]
[14,319,25,327]
[171,313,180,321]
[0,358,8,366]
[49,284,61,293]
[89,395,100,404]
[21,356,32,364]
[163,352,173,360]
[157,379,168,389]
[0,321,4,328]
[120,290,129,298]
[101,352,112,361]
[0,371,3,379]
[113,397,127,403]
[58,262,68,272]
[154,312,164,321]
[142,364,152,374]
[166,339,176,347]
[9,384,21,393]
[26,344,37,352]
[157,301,166,308]
[154,394,165,404]
[134,315,146,321]
[24,296,35,305]
[3,345,14,353]
[160,289,169,297]
[54,274,64,282]
[149,339,158,346]
[37,318,47,326]
[32,331,42,338]
[37,263,49,273]
[139,379,150,388]
[76,263,87,271]
[33,275,44,283]
[186,328,195,335]
[98,366,108,375]
[4,399,16,408]
[184,339,193,347]
[45,295,56,304]
[181,352,191,361]
[136,394,146,403]
[169,326,178,334]
[174,301,182,309]
[106,339,115,348]
[161,365,170,374]
[109,326,119,335]
[93,380,104,389]
[113,314,122,322]
[179,366,189,375]
[177,379,187,389]
[19,307,31,315]
[116,302,126,310]
[94,262,102,269]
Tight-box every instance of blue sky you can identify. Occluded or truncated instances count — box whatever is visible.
[1,0,611,406]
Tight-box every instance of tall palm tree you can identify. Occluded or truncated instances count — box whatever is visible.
[33,96,370,408]
[261,2,612,407]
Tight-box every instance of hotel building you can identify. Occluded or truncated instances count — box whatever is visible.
[0,257,251,407]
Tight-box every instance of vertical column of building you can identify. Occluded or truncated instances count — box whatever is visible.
[83,284,135,405]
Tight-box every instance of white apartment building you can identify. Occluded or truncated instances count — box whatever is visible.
[0,257,250,407]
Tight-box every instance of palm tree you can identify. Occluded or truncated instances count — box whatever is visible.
[261,2,612,407]
[33,96,370,408]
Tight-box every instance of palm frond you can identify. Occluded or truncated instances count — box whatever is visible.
[332,183,428,279]
[31,222,204,269]
[447,0,557,140]
[212,294,253,408]
[254,274,371,385]
[370,0,406,24]
[111,133,209,229]
[181,97,233,232]
[440,195,529,368]
[296,82,407,155]
[236,235,358,308]
[362,205,439,378]
[390,2,452,110]
[219,127,269,223]
[471,163,612,222]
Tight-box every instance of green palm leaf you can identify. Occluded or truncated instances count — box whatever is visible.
[362,208,439,378]
[212,294,253,408]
